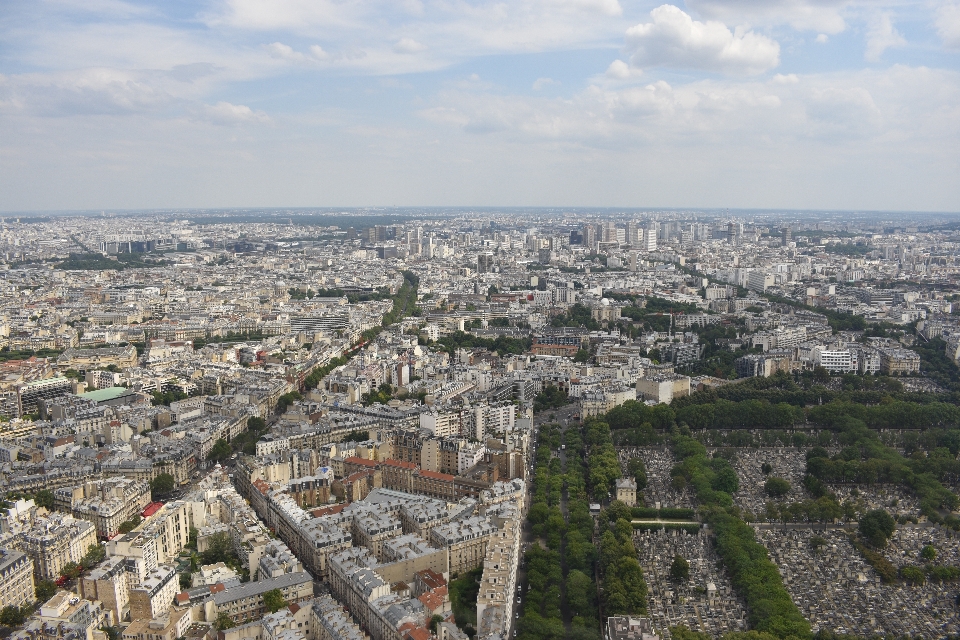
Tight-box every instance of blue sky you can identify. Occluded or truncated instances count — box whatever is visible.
[1,0,959,212]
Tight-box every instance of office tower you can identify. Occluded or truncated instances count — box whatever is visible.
[644,222,658,251]
[477,252,494,273]
[626,221,639,246]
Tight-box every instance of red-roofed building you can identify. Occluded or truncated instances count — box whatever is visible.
[334,469,383,502]
[413,470,456,501]
[141,502,164,518]
[252,478,272,495]
[380,459,418,492]
[343,456,379,478]
[417,588,450,616]
[403,626,432,640]
[310,503,346,518]
[413,569,447,595]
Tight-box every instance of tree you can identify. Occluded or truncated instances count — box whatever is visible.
[760,463,772,475]
[262,588,287,613]
[669,626,711,640]
[118,515,141,534]
[200,532,234,565]
[150,473,175,499]
[215,612,235,630]
[35,579,57,603]
[81,543,105,569]
[900,566,926,585]
[62,562,83,580]
[429,614,444,633]
[712,466,739,494]
[208,439,232,462]
[33,489,54,510]
[921,544,937,561]
[764,477,791,498]
[670,555,690,582]
[100,625,121,640]
[0,605,27,627]
[605,501,632,524]
[627,458,647,491]
[276,391,303,413]
[859,509,896,548]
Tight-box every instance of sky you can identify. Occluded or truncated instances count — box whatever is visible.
[1,0,959,213]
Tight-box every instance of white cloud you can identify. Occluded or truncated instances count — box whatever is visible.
[265,42,304,61]
[204,0,631,75]
[865,13,906,62]
[937,2,960,49]
[815,33,829,43]
[532,77,560,90]
[684,0,849,34]
[420,65,960,158]
[625,5,780,75]
[772,73,800,84]
[200,101,270,124]
[393,38,427,54]
[605,60,634,79]
[309,45,330,61]
[0,68,175,117]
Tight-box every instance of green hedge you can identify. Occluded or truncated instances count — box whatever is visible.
[630,507,696,520]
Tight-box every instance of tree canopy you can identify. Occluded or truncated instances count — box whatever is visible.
[859,509,896,548]
[150,473,175,499]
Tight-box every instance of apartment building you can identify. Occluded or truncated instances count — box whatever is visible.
[211,572,314,624]
[54,477,151,538]
[635,374,691,405]
[26,590,109,640]
[129,565,179,621]
[19,513,98,581]
[476,516,521,640]
[429,516,496,576]
[412,470,456,502]
[107,501,191,572]
[311,594,369,640]
[80,556,131,624]
[879,347,921,375]
[122,607,194,640]
[57,345,138,371]
[0,548,35,610]
[352,511,402,561]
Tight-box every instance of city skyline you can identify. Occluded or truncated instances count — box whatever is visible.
[2,1,959,213]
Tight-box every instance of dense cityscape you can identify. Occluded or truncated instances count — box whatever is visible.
[1,207,960,640]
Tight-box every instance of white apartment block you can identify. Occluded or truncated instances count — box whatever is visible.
[636,374,691,405]
[128,565,179,621]
[107,501,191,574]
[419,410,461,439]
[814,347,855,374]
